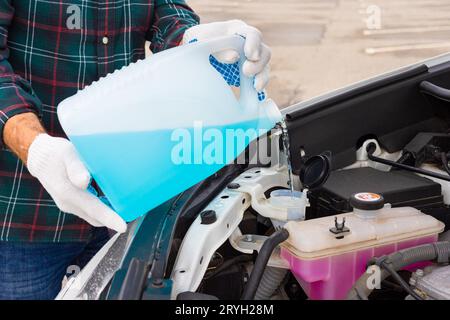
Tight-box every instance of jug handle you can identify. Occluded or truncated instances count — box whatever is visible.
[194,35,261,112]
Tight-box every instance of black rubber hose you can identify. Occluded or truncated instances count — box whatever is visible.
[347,241,450,300]
[255,267,288,300]
[386,242,450,269]
[380,261,424,300]
[366,144,450,182]
[420,81,450,103]
[241,229,289,300]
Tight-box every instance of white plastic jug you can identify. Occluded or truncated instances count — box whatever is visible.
[57,35,282,222]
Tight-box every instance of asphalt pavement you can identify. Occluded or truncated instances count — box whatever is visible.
[188,0,450,108]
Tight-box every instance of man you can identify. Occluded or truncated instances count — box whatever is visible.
[0,0,271,299]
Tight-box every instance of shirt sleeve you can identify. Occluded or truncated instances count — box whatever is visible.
[0,0,42,149]
[147,0,200,53]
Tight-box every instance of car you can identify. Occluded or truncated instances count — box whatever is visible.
[57,52,450,301]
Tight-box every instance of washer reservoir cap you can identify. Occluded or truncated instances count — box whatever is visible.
[350,192,385,211]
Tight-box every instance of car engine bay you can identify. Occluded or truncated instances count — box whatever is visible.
[168,64,450,300]
[167,129,450,300]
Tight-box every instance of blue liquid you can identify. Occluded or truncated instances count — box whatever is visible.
[70,119,274,221]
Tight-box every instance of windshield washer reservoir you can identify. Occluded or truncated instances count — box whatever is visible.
[269,190,307,221]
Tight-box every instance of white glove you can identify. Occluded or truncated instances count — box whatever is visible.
[27,134,127,233]
[182,20,271,92]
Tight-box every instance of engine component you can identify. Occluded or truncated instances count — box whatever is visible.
[255,266,288,300]
[308,167,444,218]
[200,263,247,300]
[398,132,450,168]
[235,168,307,221]
[348,241,450,300]
[241,229,289,300]
[377,258,423,300]
[367,144,450,182]
[170,184,251,299]
[282,201,444,300]
[410,265,450,300]
[170,166,291,298]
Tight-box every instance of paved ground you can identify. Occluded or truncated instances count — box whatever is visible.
[188,0,450,108]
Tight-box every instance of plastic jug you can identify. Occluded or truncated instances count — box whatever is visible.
[57,35,282,222]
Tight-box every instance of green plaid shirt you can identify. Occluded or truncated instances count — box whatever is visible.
[0,0,199,242]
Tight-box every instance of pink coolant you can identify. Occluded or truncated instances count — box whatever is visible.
[281,235,438,300]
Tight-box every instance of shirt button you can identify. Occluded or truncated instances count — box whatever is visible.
[102,36,109,45]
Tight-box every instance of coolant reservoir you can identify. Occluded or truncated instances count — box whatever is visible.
[281,192,445,300]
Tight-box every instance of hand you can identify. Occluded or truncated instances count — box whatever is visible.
[27,133,127,233]
[182,20,271,92]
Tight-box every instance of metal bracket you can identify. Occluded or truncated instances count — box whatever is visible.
[231,233,289,269]
[329,217,351,239]
[170,188,250,299]
[170,166,293,298]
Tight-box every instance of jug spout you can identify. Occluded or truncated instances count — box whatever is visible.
[260,99,283,125]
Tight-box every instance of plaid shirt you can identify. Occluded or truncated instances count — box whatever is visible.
[0,0,199,242]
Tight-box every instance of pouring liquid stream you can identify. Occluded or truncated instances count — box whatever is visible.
[279,120,295,195]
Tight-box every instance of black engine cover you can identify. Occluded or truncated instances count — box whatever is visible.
[308,167,444,218]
